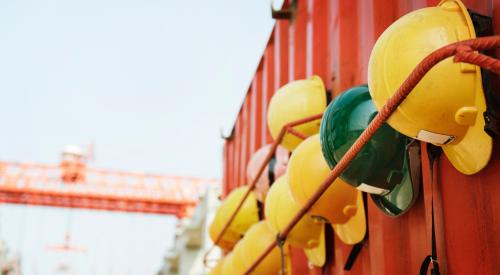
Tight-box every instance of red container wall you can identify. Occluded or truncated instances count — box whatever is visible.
[222,0,500,274]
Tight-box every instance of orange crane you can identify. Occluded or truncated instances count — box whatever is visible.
[0,146,219,218]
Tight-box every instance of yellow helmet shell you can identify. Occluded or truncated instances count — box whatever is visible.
[267,75,327,151]
[237,221,285,275]
[331,191,367,245]
[222,252,237,275]
[265,175,323,249]
[287,134,358,224]
[368,0,491,175]
[209,186,259,250]
[208,257,225,275]
[231,240,251,274]
[208,221,240,251]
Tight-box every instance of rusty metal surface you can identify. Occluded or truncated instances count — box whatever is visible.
[222,0,500,274]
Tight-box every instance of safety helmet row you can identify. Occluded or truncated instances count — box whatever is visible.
[210,221,289,275]
[210,0,492,272]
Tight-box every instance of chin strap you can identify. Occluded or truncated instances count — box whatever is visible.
[407,139,422,198]
[257,200,265,220]
[268,154,277,184]
[321,223,335,275]
[276,235,286,275]
[419,144,442,275]
[257,153,278,221]
[343,241,364,271]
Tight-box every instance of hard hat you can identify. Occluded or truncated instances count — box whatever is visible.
[222,252,237,275]
[208,221,240,251]
[247,144,289,203]
[267,76,327,151]
[287,134,366,244]
[231,239,251,274]
[209,186,259,250]
[264,175,326,266]
[368,0,491,175]
[320,85,420,216]
[236,221,288,275]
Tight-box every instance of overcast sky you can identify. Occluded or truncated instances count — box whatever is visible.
[0,0,275,273]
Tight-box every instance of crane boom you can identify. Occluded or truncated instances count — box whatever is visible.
[0,161,219,218]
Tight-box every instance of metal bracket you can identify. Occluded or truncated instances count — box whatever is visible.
[271,0,297,20]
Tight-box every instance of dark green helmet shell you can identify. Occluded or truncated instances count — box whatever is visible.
[320,85,419,216]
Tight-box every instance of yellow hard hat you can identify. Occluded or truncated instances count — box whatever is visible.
[287,134,366,245]
[264,175,326,266]
[222,252,237,275]
[368,0,491,175]
[231,239,251,275]
[209,186,260,250]
[236,221,288,275]
[208,220,240,251]
[267,76,327,151]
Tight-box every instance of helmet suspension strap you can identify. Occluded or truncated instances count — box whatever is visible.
[419,144,442,275]
[276,235,287,275]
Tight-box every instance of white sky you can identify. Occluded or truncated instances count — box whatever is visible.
[0,0,276,274]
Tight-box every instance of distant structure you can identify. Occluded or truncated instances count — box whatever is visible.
[157,186,221,275]
[0,240,21,275]
[0,148,218,218]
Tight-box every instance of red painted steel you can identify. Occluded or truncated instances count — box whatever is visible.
[243,36,500,274]
[222,0,500,274]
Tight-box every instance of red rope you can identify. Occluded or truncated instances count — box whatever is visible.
[243,35,500,274]
[287,127,308,140]
[453,46,500,74]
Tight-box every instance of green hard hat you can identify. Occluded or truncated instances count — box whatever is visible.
[320,85,420,216]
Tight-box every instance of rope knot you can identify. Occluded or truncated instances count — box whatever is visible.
[276,234,286,248]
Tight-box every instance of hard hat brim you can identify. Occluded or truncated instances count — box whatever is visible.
[370,142,420,216]
[332,191,367,245]
[442,109,492,175]
[370,174,418,216]
[303,224,326,267]
[440,0,492,175]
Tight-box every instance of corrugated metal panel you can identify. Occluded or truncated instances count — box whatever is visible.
[222,0,500,273]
